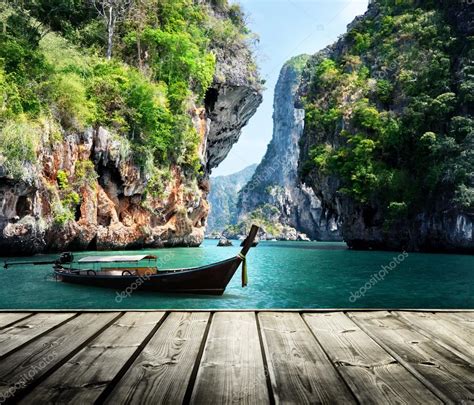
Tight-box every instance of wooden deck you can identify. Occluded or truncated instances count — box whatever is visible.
[0,311,472,404]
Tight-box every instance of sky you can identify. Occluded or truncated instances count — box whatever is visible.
[212,0,369,176]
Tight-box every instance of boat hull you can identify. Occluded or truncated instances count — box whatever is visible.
[54,257,241,296]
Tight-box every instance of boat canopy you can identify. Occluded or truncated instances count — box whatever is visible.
[78,255,157,263]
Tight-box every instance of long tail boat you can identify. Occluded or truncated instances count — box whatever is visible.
[21,225,258,296]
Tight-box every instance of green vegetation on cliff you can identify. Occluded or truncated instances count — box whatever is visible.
[225,203,282,238]
[302,1,473,225]
[0,0,252,182]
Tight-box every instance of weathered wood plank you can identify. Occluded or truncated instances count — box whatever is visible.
[190,312,269,405]
[0,313,32,329]
[452,312,474,320]
[20,312,165,405]
[259,312,355,404]
[304,312,442,404]
[106,312,209,405]
[0,312,120,402]
[349,311,474,404]
[395,311,474,364]
[0,313,75,357]
[438,311,474,325]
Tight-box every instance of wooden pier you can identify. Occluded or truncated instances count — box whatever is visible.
[0,310,472,404]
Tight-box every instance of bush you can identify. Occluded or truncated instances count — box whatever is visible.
[52,202,75,226]
[88,62,179,162]
[314,59,341,87]
[74,159,97,188]
[352,100,382,132]
[376,80,393,104]
[0,67,24,119]
[54,169,80,226]
[145,167,173,199]
[56,169,69,190]
[310,144,333,172]
[48,72,94,130]
[140,27,216,107]
[352,32,371,54]
[454,185,474,210]
[0,119,40,180]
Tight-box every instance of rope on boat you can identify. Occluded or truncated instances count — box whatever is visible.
[237,253,248,287]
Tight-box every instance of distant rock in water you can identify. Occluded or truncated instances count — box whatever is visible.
[297,234,311,242]
[297,1,474,253]
[207,164,257,234]
[235,55,342,241]
[217,238,233,247]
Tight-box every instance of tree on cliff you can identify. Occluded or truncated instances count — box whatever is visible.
[300,0,474,251]
[92,0,131,59]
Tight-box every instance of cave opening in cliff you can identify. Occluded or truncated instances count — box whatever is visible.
[98,213,112,227]
[362,207,378,227]
[16,196,31,217]
[204,87,219,113]
[74,204,81,222]
[87,235,97,250]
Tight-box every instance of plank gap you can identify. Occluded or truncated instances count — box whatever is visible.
[348,312,455,404]
[7,312,124,404]
[94,311,170,404]
[393,312,474,364]
[255,312,276,405]
[182,311,213,405]
[190,312,269,404]
[301,313,361,405]
[0,313,79,361]
[0,313,35,330]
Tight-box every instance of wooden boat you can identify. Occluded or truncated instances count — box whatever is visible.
[50,225,259,295]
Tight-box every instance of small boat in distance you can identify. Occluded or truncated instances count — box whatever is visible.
[18,225,258,296]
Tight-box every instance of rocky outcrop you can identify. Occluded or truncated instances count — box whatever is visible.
[297,1,474,253]
[0,127,207,254]
[0,34,262,256]
[205,86,262,171]
[217,237,233,247]
[204,5,263,171]
[222,218,310,242]
[237,55,341,241]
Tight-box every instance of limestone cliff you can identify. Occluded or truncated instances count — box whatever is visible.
[236,56,341,241]
[0,3,262,255]
[298,1,474,253]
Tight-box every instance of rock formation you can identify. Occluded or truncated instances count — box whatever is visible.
[0,6,262,255]
[236,55,341,241]
[298,1,474,253]
[207,164,257,235]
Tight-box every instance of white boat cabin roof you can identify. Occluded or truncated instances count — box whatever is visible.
[78,255,157,263]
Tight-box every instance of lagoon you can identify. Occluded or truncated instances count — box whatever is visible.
[0,240,472,309]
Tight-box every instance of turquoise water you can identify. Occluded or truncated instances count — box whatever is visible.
[0,240,472,309]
